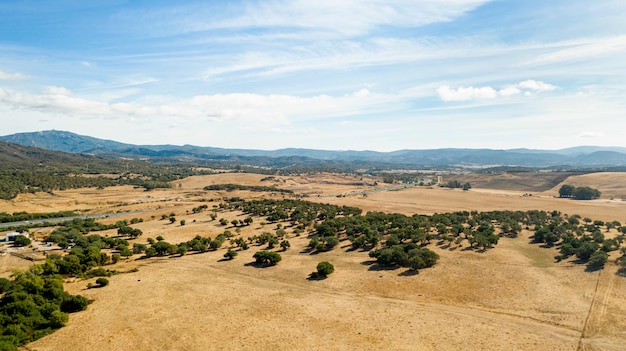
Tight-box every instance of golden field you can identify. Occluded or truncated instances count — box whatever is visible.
[1,171,625,351]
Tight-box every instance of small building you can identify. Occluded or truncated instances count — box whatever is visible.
[3,232,29,242]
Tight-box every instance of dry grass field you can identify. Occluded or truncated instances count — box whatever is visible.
[2,171,625,351]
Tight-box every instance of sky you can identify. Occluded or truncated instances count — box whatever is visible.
[1,0,625,151]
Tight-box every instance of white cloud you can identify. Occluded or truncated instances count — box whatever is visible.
[0,86,420,126]
[579,131,604,139]
[437,85,498,101]
[45,86,72,96]
[518,80,556,92]
[437,80,557,101]
[81,61,92,67]
[0,70,28,80]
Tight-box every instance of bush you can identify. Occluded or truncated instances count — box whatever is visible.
[316,261,334,276]
[224,249,238,260]
[95,277,109,287]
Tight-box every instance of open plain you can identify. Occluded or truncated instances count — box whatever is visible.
[2,172,625,351]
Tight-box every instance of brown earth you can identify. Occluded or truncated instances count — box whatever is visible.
[0,171,623,351]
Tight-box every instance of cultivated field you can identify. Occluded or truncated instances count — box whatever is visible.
[2,172,625,351]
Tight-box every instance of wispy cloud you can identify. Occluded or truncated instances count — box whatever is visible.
[527,35,626,65]
[0,70,28,80]
[124,0,490,38]
[0,85,425,126]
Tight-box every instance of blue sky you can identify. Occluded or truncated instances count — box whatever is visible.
[1,0,625,151]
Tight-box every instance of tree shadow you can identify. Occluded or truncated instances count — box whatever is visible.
[367,264,400,272]
[244,261,272,269]
[360,260,377,266]
[616,267,626,277]
[306,272,328,281]
[398,269,419,277]
[585,265,603,273]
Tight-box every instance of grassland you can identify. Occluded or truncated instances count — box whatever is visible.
[2,171,625,351]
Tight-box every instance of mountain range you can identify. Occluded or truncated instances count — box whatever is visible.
[2,130,626,169]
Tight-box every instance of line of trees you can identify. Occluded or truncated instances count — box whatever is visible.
[559,185,601,200]
[204,183,293,194]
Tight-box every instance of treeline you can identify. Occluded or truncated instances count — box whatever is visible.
[204,183,293,194]
[558,185,601,200]
[0,210,77,223]
[440,180,471,190]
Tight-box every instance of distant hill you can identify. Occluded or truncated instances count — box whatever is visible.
[0,139,109,171]
[2,130,626,168]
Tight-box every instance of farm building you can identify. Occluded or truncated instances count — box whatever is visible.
[2,231,29,242]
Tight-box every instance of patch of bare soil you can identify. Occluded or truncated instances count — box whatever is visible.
[0,172,623,350]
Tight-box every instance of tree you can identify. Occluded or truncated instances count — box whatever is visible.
[13,235,31,247]
[316,261,334,277]
[111,253,121,264]
[280,240,291,251]
[559,185,575,198]
[462,182,471,191]
[120,247,133,258]
[253,251,282,266]
[587,251,608,268]
[95,277,109,287]
[224,249,238,260]
[219,218,228,226]
[572,186,601,200]
[180,219,186,226]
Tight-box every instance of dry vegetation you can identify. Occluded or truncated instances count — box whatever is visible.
[2,171,626,351]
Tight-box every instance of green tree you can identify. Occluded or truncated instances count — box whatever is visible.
[253,251,282,266]
[13,235,31,247]
[559,185,575,198]
[224,249,238,260]
[316,261,335,277]
[587,251,608,268]
[573,186,601,200]
[95,277,109,287]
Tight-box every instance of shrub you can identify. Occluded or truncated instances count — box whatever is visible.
[224,249,238,260]
[95,277,109,287]
[316,261,334,277]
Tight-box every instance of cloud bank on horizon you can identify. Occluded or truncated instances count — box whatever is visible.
[0,0,625,151]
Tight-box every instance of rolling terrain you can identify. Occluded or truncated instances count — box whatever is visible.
[1,171,624,351]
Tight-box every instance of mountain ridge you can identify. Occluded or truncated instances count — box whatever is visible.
[2,130,626,168]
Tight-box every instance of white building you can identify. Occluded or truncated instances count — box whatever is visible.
[3,232,29,242]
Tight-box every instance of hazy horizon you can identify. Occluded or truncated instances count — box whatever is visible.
[1,1,625,151]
